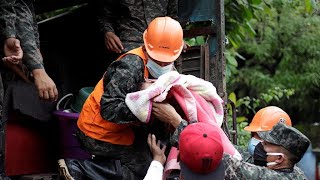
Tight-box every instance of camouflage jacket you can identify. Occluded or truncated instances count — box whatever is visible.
[0,0,44,70]
[97,0,178,50]
[0,0,20,39]
[100,52,187,145]
[101,53,145,123]
[234,145,254,163]
[223,154,307,180]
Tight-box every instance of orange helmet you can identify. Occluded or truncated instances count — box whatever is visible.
[244,106,292,132]
[143,16,184,62]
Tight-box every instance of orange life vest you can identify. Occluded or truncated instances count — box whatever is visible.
[77,47,148,145]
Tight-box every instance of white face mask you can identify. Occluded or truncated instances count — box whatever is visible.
[266,152,284,166]
[146,58,173,78]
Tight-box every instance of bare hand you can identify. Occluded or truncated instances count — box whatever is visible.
[147,134,167,165]
[104,32,123,53]
[183,41,190,53]
[152,102,182,128]
[32,69,58,101]
[3,38,23,64]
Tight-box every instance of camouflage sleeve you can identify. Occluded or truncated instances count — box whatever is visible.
[96,0,116,33]
[14,1,43,70]
[293,166,309,180]
[31,6,40,48]
[167,0,178,20]
[170,119,188,147]
[223,153,273,179]
[0,0,17,39]
[100,54,145,124]
[223,154,305,179]
[0,0,43,70]
[234,145,254,163]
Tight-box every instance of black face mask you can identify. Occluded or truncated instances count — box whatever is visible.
[253,142,267,167]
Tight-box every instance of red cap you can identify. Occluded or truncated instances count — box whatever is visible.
[179,122,224,174]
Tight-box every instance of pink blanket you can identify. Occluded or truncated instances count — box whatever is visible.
[125,71,241,179]
[125,71,224,126]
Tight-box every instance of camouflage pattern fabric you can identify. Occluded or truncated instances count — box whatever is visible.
[257,122,310,160]
[97,0,178,52]
[101,54,145,123]
[0,0,44,71]
[121,41,144,53]
[170,119,188,147]
[234,145,254,163]
[100,51,176,124]
[223,154,307,180]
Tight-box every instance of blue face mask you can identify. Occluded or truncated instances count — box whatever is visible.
[248,137,262,156]
[146,59,173,78]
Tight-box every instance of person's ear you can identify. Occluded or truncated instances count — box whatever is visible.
[275,154,284,164]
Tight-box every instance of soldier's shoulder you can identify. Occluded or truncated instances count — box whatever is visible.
[292,166,308,179]
[114,54,145,68]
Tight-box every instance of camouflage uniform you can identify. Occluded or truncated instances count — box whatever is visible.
[0,1,43,176]
[97,0,178,52]
[257,122,310,160]
[234,145,253,163]
[0,0,43,153]
[223,154,307,179]
[77,53,187,180]
[224,122,310,180]
[0,0,44,71]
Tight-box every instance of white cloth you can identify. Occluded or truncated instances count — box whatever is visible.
[143,160,164,180]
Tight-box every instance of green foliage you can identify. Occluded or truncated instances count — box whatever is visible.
[224,0,264,49]
[224,0,267,82]
[260,87,295,104]
[295,123,320,149]
[228,92,249,122]
[225,48,245,82]
[231,1,320,123]
[236,121,251,146]
[183,21,212,46]
[227,119,251,146]
[184,36,205,46]
[227,92,251,146]
[227,87,294,146]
